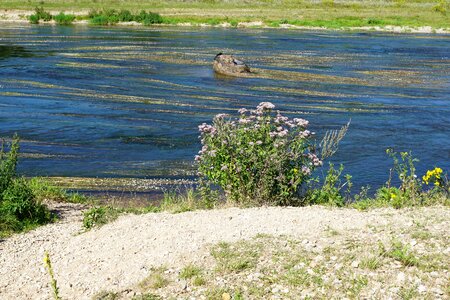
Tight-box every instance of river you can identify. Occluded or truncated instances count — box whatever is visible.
[0,24,449,191]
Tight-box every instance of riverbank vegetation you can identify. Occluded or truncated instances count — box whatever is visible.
[1,0,449,31]
[0,136,88,237]
[79,103,448,230]
[1,104,448,235]
[0,137,53,237]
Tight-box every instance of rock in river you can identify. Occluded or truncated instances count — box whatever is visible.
[213,53,251,77]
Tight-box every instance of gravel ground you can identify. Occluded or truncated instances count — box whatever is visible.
[0,204,448,299]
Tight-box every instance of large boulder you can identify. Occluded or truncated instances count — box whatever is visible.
[213,53,251,76]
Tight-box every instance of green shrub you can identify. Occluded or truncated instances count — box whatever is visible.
[88,9,99,18]
[134,10,148,22]
[0,136,53,235]
[432,0,448,14]
[90,15,110,25]
[197,102,325,206]
[118,9,134,22]
[54,12,75,25]
[229,20,239,27]
[107,15,120,24]
[1,177,53,224]
[141,12,164,25]
[83,206,120,229]
[0,135,19,193]
[29,14,40,24]
[34,6,53,21]
[307,163,352,206]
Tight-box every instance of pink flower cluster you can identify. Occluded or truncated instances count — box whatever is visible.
[308,153,323,167]
[198,123,216,136]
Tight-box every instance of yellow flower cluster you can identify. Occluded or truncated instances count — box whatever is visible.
[422,167,443,186]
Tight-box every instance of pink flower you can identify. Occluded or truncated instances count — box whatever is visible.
[257,102,275,110]
[294,118,309,127]
[238,108,248,114]
[302,166,311,175]
[198,123,216,135]
[239,118,251,124]
[214,113,228,119]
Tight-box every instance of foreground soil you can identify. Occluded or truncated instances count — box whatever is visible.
[0,204,448,299]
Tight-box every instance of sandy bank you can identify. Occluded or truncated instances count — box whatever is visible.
[1,203,448,299]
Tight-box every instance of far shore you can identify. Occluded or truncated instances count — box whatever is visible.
[1,9,449,34]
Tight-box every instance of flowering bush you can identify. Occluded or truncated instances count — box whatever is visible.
[196,102,322,206]
[423,167,449,196]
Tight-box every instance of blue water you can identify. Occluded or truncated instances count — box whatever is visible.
[0,24,449,190]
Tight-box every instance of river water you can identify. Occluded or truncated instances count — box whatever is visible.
[0,24,449,191]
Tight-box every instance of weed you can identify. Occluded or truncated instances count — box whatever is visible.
[93,291,120,300]
[348,275,368,296]
[382,240,419,267]
[411,230,432,240]
[132,294,162,300]
[43,251,61,300]
[192,275,206,286]
[398,285,419,300]
[82,206,120,229]
[160,188,213,213]
[140,268,169,290]
[179,264,202,279]
[307,163,351,206]
[211,240,262,273]
[360,256,382,270]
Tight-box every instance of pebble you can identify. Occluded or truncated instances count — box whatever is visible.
[431,287,444,295]
[418,285,427,293]
[351,261,359,268]
[397,272,405,282]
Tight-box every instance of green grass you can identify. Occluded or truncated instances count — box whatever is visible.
[139,268,170,290]
[382,240,420,267]
[211,240,262,273]
[179,264,202,279]
[2,0,448,30]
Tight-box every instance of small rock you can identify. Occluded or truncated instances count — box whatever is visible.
[410,239,417,246]
[418,285,427,293]
[397,272,405,282]
[351,261,359,268]
[430,271,439,278]
[431,287,444,295]
[331,256,338,261]
[222,293,231,300]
